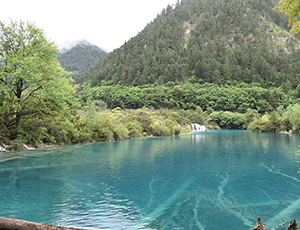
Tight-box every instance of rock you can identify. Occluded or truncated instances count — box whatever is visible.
[0,217,101,230]
[250,217,266,230]
[286,219,298,230]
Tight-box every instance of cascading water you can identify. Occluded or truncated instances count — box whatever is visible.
[190,123,206,132]
[0,145,5,152]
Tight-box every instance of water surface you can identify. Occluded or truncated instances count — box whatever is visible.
[0,131,300,230]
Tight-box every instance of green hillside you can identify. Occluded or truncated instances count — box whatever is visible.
[1,1,300,148]
[81,0,300,88]
[57,41,106,80]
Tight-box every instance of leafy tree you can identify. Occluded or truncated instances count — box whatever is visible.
[274,0,300,34]
[262,111,283,132]
[282,104,300,132]
[0,20,74,140]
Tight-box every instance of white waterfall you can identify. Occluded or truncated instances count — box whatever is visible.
[0,145,5,152]
[23,144,35,150]
[0,144,35,151]
[190,123,206,132]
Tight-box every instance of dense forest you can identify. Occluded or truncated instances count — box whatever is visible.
[75,0,300,136]
[80,0,300,89]
[1,0,300,150]
[77,82,299,113]
[57,41,106,80]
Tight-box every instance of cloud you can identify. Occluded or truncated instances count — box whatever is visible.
[1,0,178,52]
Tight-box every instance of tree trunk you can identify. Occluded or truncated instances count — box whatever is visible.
[286,219,298,230]
[0,217,101,230]
[250,217,266,230]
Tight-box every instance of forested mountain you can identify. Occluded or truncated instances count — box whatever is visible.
[1,1,300,149]
[57,41,106,80]
[81,0,300,89]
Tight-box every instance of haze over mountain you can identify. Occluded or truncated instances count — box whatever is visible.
[57,41,107,80]
[80,0,300,89]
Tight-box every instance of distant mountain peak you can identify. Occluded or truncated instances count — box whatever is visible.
[76,40,93,46]
[56,40,100,54]
[57,40,107,80]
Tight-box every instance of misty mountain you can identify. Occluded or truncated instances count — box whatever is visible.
[82,0,300,89]
[57,41,107,80]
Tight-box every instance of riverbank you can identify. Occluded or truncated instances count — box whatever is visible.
[0,123,207,153]
[1,124,296,153]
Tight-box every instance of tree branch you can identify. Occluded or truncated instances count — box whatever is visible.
[23,85,42,102]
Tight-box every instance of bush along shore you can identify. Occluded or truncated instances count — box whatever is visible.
[1,105,300,152]
[0,107,214,152]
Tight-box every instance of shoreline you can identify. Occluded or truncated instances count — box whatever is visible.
[0,128,295,154]
[0,143,58,153]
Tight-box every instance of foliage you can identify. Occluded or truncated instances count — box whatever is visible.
[248,111,284,132]
[11,138,27,151]
[74,105,273,143]
[0,20,76,143]
[207,111,247,130]
[282,104,300,132]
[79,108,206,142]
[274,0,300,34]
[77,82,296,115]
[247,105,300,133]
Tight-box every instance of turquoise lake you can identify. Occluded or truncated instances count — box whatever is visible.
[0,130,300,230]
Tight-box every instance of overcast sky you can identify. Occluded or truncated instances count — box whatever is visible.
[1,0,178,52]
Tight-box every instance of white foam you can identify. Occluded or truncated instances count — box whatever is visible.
[0,145,6,152]
[190,124,206,132]
[23,144,35,150]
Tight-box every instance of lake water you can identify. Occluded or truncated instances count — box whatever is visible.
[0,130,300,230]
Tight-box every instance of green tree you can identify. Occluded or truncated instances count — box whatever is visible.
[0,20,74,139]
[282,104,300,132]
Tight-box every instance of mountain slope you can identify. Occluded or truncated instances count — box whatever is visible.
[57,41,107,80]
[83,0,300,89]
